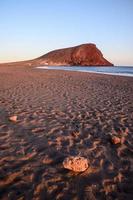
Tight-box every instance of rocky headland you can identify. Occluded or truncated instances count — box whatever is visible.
[36,43,113,66]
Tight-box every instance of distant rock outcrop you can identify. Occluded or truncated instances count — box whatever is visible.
[36,43,113,66]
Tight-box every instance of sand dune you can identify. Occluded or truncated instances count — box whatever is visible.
[0,65,133,199]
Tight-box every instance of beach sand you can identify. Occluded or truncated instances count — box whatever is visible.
[0,65,133,200]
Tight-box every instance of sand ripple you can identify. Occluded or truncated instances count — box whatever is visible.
[0,66,133,199]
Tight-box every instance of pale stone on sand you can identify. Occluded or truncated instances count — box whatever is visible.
[111,136,125,145]
[9,115,17,122]
[63,156,89,172]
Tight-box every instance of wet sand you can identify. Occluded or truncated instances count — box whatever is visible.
[0,65,133,200]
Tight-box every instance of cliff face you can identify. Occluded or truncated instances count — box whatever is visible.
[36,43,113,66]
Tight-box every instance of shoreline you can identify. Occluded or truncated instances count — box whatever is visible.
[37,66,133,77]
[0,65,133,199]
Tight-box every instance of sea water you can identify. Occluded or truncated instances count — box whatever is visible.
[37,66,133,77]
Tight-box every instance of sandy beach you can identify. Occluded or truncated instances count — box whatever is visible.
[0,65,133,200]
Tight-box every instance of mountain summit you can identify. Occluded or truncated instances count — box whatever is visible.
[36,43,113,66]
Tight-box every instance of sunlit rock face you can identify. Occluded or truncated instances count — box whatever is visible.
[37,43,113,66]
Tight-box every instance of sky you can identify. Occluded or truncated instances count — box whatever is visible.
[0,0,133,65]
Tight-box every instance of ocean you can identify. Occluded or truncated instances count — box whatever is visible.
[37,66,133,77]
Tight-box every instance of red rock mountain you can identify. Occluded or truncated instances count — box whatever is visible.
[36,43,113,66]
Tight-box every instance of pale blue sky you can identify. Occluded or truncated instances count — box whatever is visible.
[0,0,133,65]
